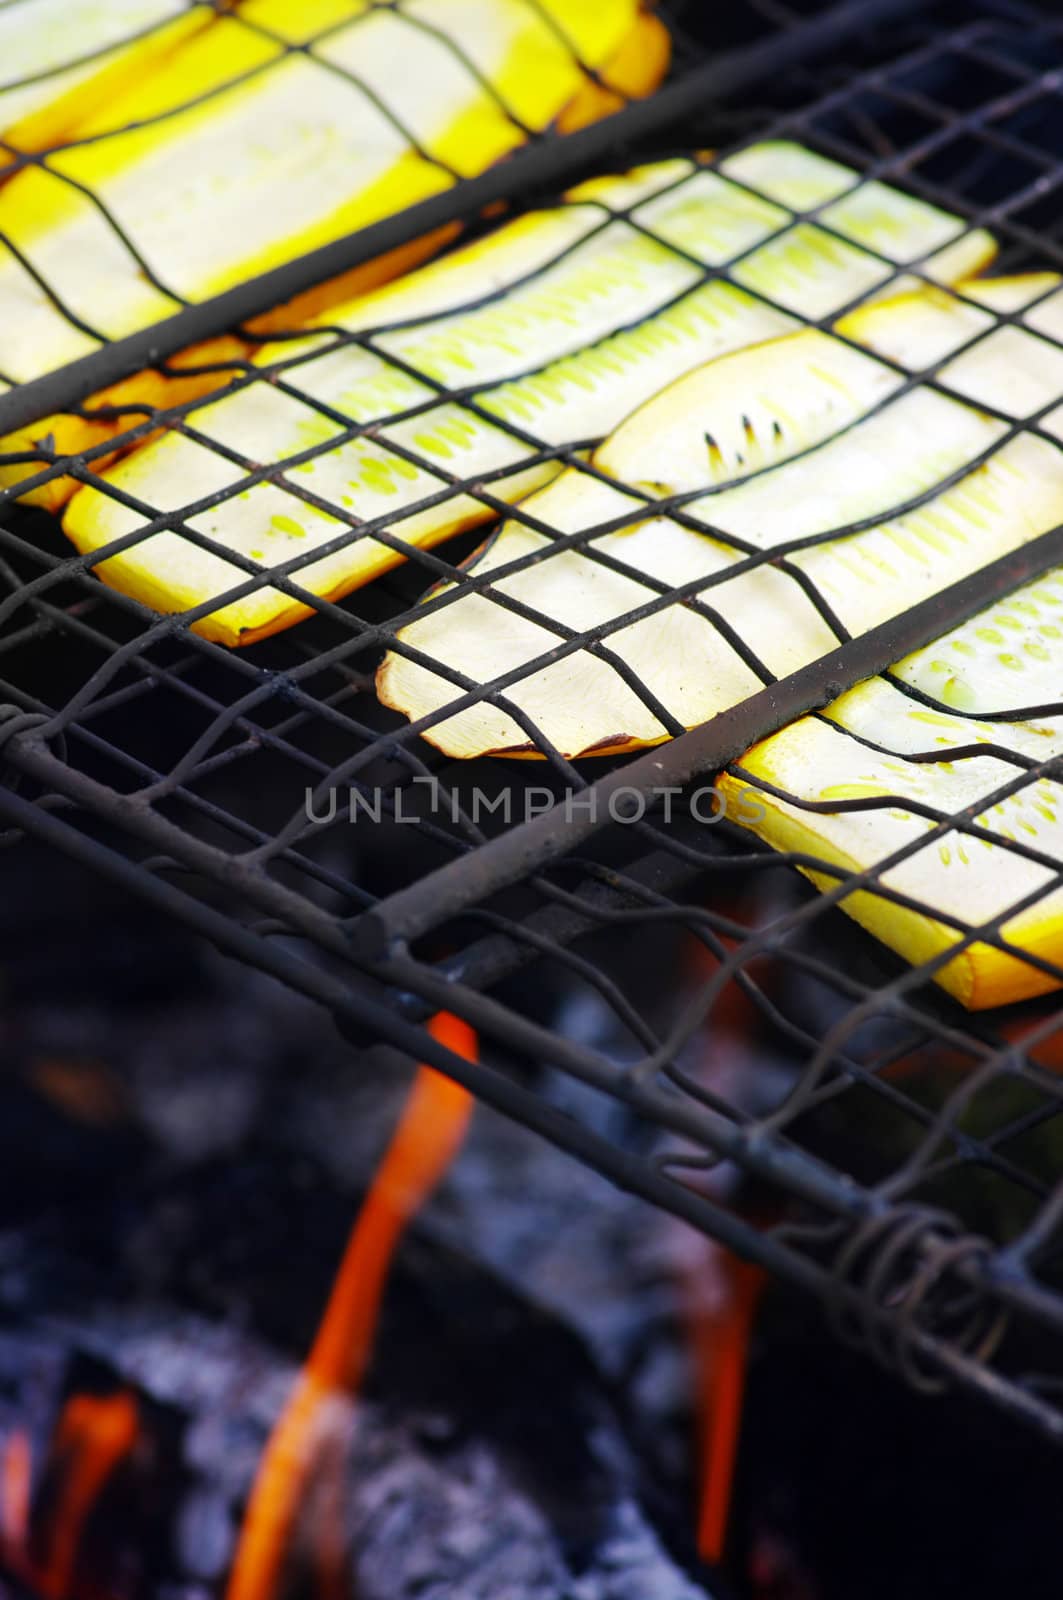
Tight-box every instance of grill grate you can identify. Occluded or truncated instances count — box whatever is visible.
[4,0,1063,1442]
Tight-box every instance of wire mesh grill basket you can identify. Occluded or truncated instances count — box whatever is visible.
[4,0,1063,1442]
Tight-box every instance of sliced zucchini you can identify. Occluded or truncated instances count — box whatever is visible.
[63,143,995,643]
[718,642,1063,1010]
[377,275,1063,760]
[718,398,1063,1012]
[555,9,673,132]
[894,562,1063,717]
[717,274,1063,1010]
[0,334,251,515]
[2,0,660,509]
[0,0,207,156]
[717,142,994,312]
[0,0,645,378]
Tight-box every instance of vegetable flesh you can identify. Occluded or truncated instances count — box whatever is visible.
[719,650,1063,1010]
[378,276,1063,760]
[62,142,995,644]
[0,0,659,508]
[0,0,208,155]
[705,280,1063,1010]
[0,0,645,377]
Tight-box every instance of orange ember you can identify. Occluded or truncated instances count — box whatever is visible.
[226,1013,477,1600]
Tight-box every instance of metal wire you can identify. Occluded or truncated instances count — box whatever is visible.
[3,0,1063,1442]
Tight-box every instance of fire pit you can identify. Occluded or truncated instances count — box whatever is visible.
[3,0,1063,1593]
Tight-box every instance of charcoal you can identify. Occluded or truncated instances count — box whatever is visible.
[0,1137,714,1600]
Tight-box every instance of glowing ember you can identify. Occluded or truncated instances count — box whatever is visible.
[226,1013,477,1600]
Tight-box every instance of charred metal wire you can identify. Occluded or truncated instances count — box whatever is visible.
[4,0,1063,1444]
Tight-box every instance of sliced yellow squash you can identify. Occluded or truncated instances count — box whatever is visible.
[62,142,995,644]
[0,0,661,507]
[556,10,673,132]
[718,623,1063,1010]
[0,0,212,158]
[0,0,645,379]
[719,386,1063,1011]
[377,275,1063,759]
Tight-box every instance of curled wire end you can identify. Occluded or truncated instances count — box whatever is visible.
[827,1206,1009,1394]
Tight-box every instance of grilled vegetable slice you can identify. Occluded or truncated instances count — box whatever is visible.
[377,275,1063,759]
[718,618,1063,1010]
[0,0,209,156]
[0,0,662,508]
[556,10,673,132]
[0,349,256,516]
[62,143,995,644]
[0,0,647,378]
